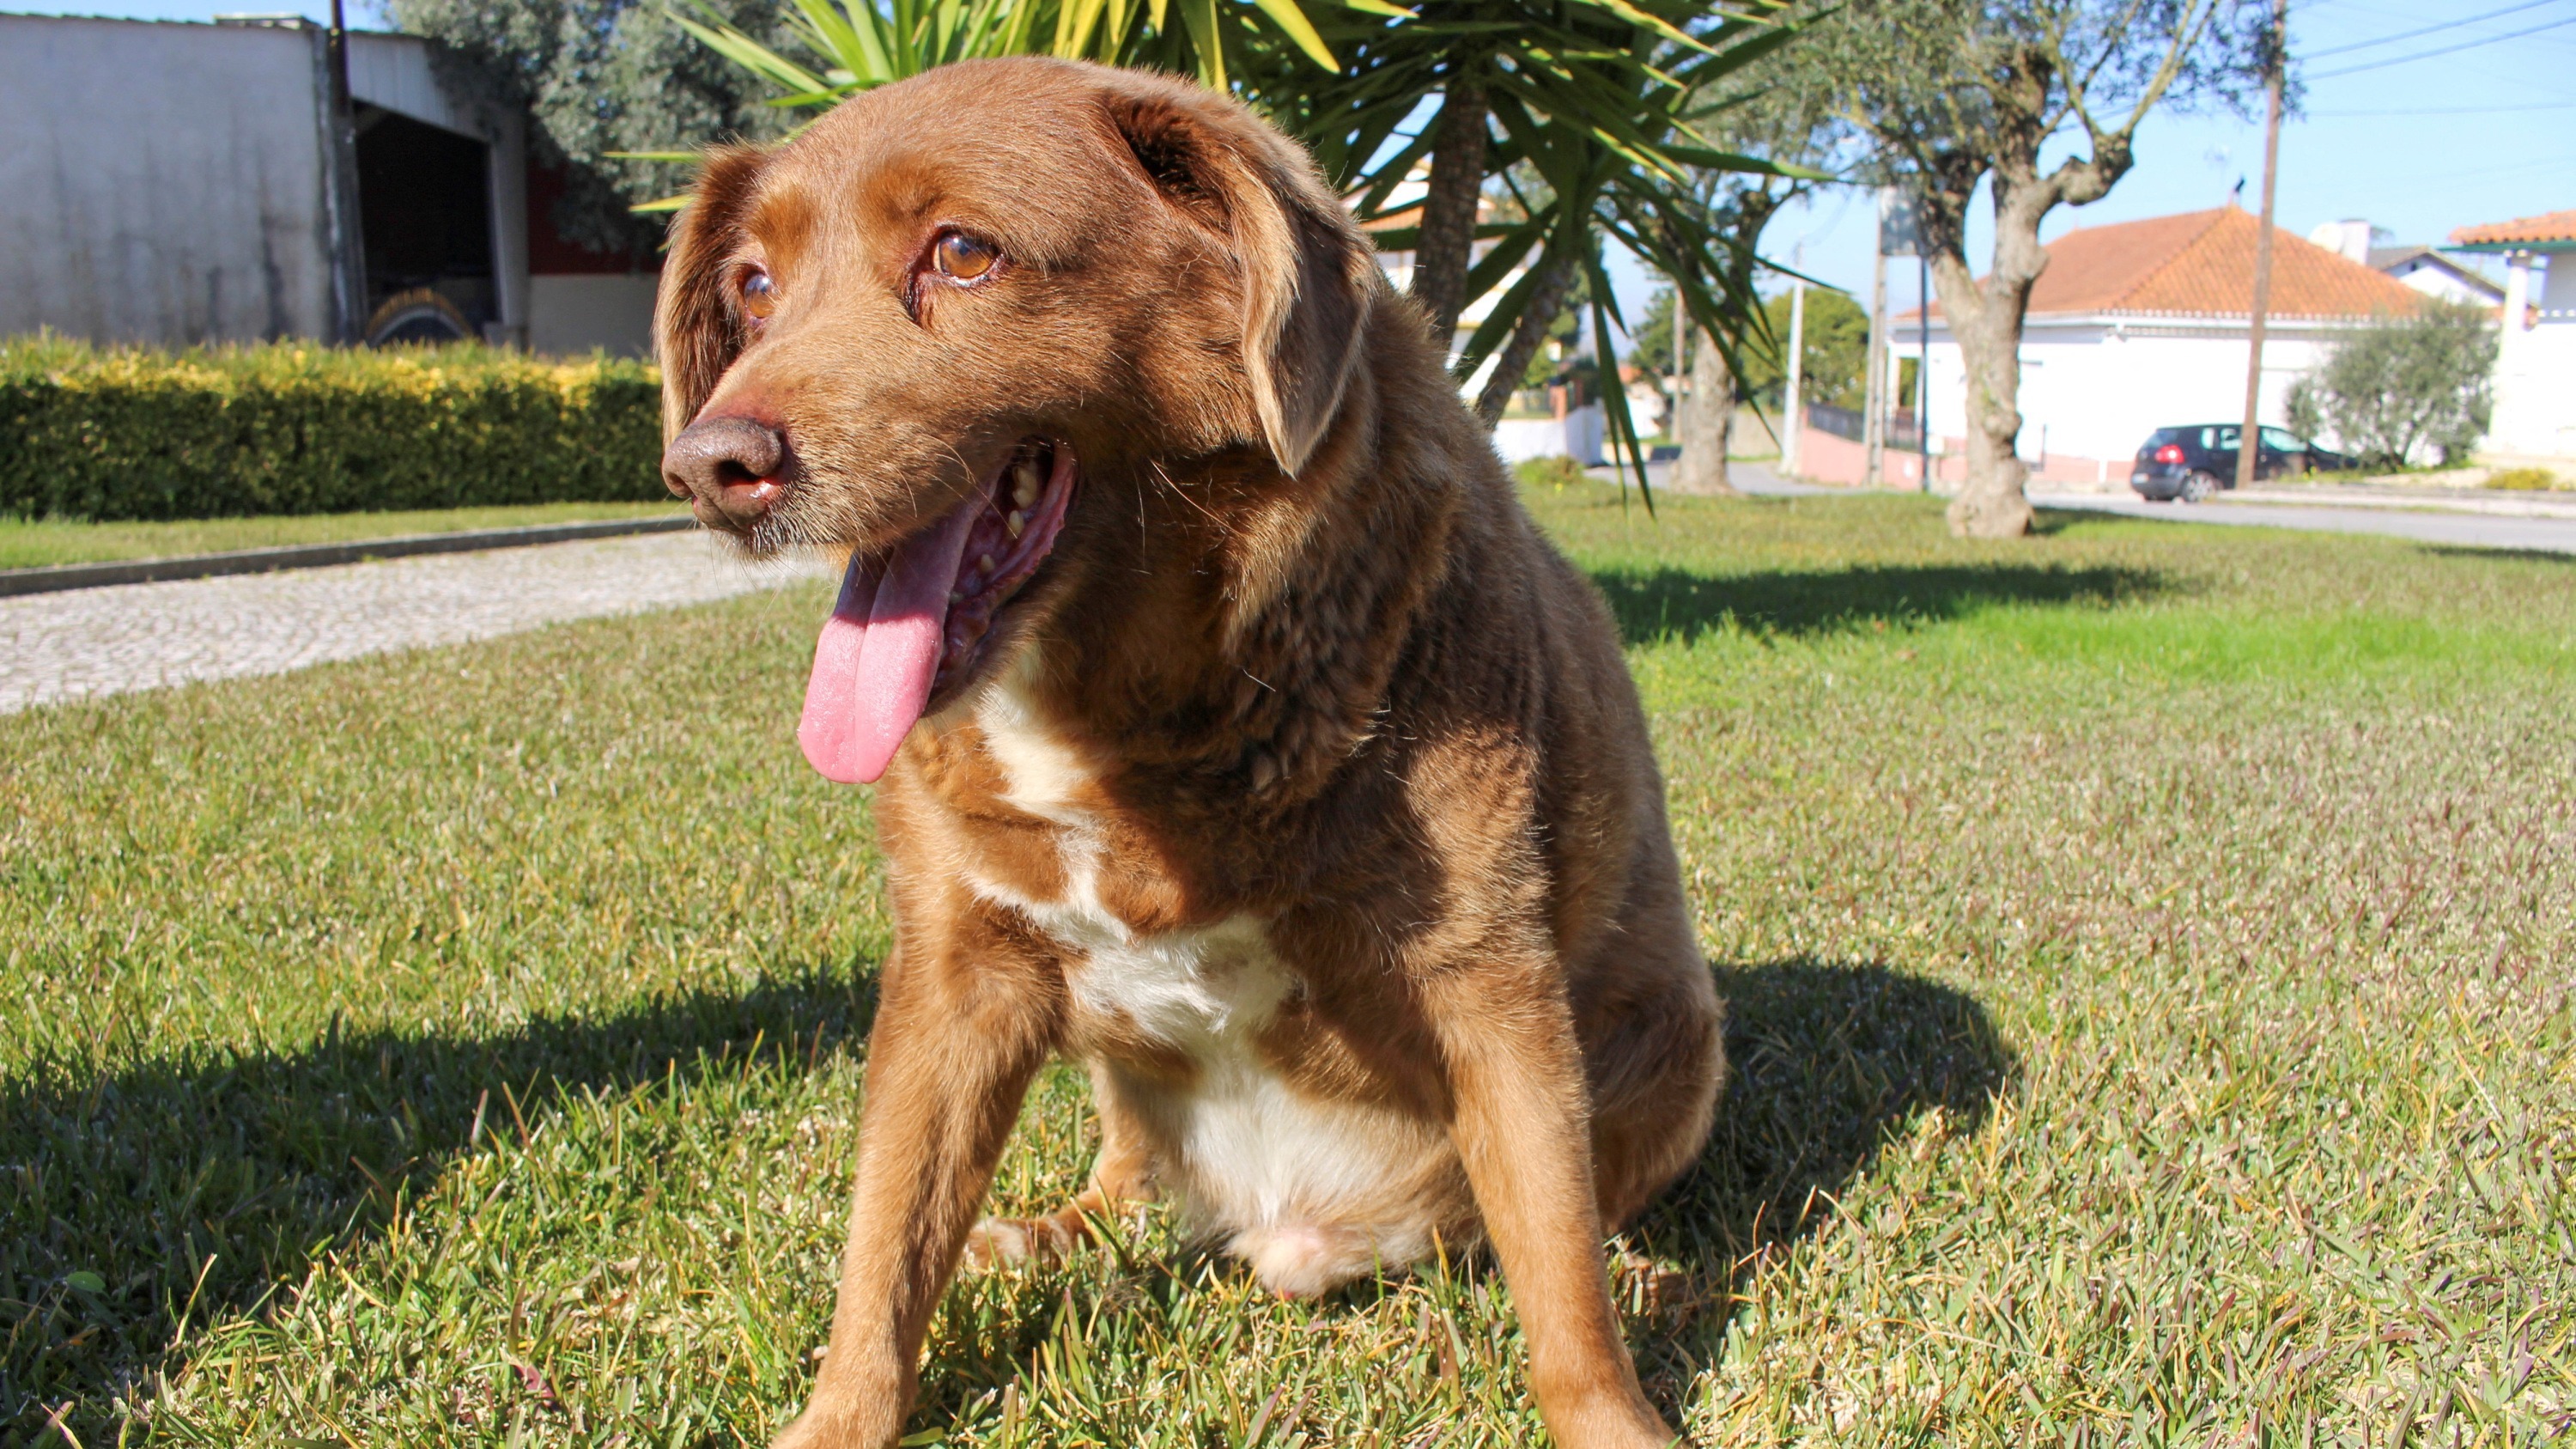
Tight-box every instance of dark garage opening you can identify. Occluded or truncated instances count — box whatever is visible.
[354,105,494,344]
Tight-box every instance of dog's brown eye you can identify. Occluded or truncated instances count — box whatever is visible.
[740,269,779,321]
[933,233,998,282]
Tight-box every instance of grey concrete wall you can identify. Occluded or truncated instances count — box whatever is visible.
[0,15,348,344]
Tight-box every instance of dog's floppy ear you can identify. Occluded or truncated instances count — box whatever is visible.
[653,144,770,441]
[1103,88,1376,477]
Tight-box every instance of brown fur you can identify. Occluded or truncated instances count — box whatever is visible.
[654,58,1722,1449]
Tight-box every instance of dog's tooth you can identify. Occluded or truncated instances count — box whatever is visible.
[1012,462,1041,508]
[1006,509,1025,539]
[977,553,994,575]
[948,590,963,605]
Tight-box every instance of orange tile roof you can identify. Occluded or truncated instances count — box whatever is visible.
[1352,197,1509,235]
[1359,204,1422,234]
[1906,206,2422,322]
[2450,209,2576,247]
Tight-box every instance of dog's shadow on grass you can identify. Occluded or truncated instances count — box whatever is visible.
[7,953,2008,1436]
[1590,562,2167,645]
[1623,957,2015,1406]
[0,968,878,1435]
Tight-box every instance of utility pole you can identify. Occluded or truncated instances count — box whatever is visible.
[2236,0,2287,492]
[1782,246,1806,478]
[1917,253,1931,492]
[1864,240,1888,488]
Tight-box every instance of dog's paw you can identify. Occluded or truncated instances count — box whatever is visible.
[769,1404,886,1449]
[1607,1248,1693,1320]
[962,1213,1084,1269]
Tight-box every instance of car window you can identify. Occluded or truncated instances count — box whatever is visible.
[2215,425,2241,449]
[2260,427,2301,450]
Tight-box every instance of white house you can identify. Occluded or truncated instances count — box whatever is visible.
[2450,209,2576,468]
[2306,219,2505,307]
[1888,206,2426,489]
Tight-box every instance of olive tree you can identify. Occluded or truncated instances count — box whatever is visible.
[1811,0,2266,536]
[2286,300,2497,471]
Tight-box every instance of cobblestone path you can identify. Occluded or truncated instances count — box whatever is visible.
[2,533,829,715]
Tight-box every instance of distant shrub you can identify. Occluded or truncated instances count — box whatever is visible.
[1514,455,1591,491]
[2483,466,2566,492]
[0,336,664,521]
[2282,300,2497,471]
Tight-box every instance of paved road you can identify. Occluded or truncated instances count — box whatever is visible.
[1631,460,2576,555]
[1,531,829,715]
[1612,460,1827,497]
[15,472,2567,718]
[2028,492,2576,555]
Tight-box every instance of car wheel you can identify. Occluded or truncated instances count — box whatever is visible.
[364,289,474,348]
[2180,470,2220,502]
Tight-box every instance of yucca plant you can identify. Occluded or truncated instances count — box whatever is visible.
[1272,0,1814,482]
[659,0,1362,110]
[647,0,1817,500]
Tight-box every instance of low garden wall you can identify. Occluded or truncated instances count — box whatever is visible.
[0,337,665,521]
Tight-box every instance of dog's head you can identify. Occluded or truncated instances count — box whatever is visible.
[653,58,1379,784]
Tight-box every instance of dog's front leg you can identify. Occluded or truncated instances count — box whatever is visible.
[1424,965,1679,1449]
[774,932,1058,1449]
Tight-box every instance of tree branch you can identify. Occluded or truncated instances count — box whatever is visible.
[1473,251,1581,426]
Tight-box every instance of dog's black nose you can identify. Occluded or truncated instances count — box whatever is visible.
[663,415,788,528]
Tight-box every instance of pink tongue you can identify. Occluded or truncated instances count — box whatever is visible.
[796,484,989,784]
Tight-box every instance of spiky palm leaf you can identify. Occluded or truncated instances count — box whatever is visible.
[654,0,1819,502]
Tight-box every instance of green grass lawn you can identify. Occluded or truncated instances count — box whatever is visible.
[3,490,2570,1446]
[0,502,689,570]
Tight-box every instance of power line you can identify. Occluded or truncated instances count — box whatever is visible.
[2309,100,2576,116]
[2298,0,2562,59]
[2306,14,2576,79]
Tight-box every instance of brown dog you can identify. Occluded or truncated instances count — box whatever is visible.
[653,57,1722,1449]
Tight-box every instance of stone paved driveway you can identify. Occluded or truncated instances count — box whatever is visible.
[1,532,831,715]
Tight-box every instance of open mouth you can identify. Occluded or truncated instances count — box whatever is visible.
[795,440,1078,784]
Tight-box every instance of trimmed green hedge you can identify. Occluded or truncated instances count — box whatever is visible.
[0,337,665,521]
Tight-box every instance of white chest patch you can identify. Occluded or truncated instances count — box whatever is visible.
[971,657,1094,826]
[963,667,1456,1295]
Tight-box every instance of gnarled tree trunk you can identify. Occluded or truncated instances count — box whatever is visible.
[1890,55,2140,539]
[1917,150,2106,539]
[1409,66,1489,350]
[1473,252,1580,426]
[1933,253,2036,537]
[1672,326,1739,496]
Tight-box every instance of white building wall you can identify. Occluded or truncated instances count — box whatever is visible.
[2488,255,2576,461]
[0,15,342,344]
[1492,405,1603,465]
[1903,318,2354,467]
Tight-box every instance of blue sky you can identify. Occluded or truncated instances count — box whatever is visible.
[16,0,2570,331]
[11,0,364,21]
[1716,0,2576,325]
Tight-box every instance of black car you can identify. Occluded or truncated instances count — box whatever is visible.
[2130,424,2356,501]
